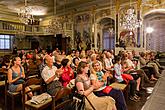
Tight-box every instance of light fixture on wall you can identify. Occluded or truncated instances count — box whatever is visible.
[18,0,34,25]
[146,27,154,33]
[46,0,63,34]
[120,0,142,30]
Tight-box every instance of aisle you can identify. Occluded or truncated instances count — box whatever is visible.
[142,70,165,110]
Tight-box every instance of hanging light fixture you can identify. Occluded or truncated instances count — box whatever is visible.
[46,0,63,34]
[18,0,34,25]
[120,0,142,30]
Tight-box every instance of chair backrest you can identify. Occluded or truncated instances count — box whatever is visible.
[25,77,42,86]
[22,76,42,109]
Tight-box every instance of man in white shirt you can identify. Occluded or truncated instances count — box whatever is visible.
[41,55,71,97]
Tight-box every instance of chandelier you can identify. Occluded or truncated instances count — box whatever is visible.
[46,0,63,34]
[120,7,142,30]
[18,0,34,25]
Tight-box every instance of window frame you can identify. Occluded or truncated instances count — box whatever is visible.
[0,34,12,50]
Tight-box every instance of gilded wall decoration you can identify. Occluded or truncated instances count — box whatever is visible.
[119,30,136,48]
[74,13,92,50]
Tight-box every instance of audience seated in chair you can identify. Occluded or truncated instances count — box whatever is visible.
[76,61,117,110]
[91,60,127,110]
[41,55,71,100]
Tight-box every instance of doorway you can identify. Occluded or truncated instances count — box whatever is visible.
[97,17,115,50]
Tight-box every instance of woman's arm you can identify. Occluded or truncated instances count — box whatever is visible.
[7,69,20,84]
[91,80,104,89]
[21,66,25,78]
[76,82,94,96]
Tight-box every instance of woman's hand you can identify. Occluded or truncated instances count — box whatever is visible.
[92,81,103,90]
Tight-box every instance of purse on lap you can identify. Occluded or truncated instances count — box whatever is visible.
[102,86,113,94]
[121,74,133,83]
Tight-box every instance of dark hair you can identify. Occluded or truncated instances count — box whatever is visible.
[72,57,79,65]
[140,52,145,57]
[77,61,87,74]
[11,55,20,66]
[61,58,69,67]
[114,56,121,63]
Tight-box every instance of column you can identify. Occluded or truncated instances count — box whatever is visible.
[115,0,120,43]
[137,0,142,47]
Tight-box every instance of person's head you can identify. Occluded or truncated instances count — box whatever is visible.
[61,58,70,67]
[61,50,65,55]
[12,56,21,66]
[77,61,89,74]
[114,56,121,64]
[55,55,62,63]
[150,52,156,60]
[92,61,101,72]
[45,55,53,67]
[75,50,80,57]
[105,52,112,58]
[91,54,97,61]
[73,57,80,66]
[132,50,135,56]
[140,52,146,58]
[128,52,133,60]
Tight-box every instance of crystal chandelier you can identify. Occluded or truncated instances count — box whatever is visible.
[18,0,34,25]
[46,0,63,34]
[120,7,142,30]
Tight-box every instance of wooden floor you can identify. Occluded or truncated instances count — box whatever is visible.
[142,70,165,110]
[0,71,164,110]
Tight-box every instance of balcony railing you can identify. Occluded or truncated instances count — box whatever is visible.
[0,20,52,35]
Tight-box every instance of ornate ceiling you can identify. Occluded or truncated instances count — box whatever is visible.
[0,0,133,18]
[0,0,164,21]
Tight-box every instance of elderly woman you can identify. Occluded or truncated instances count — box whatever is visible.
[76,61,116,110]
[7,56,33,97]
[91,60,127,110]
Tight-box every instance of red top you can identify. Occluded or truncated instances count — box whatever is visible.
[61,66,74,87]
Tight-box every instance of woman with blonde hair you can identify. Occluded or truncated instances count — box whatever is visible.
[91,60,127,110]
[75,61,116,110]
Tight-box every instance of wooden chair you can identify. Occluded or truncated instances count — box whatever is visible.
[23,76,73,110]
[22,76,52,110]
[110,82,129,101]
[0,68,5,87]
[4,69,22,110]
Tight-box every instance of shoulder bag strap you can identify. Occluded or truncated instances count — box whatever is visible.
[84,95,96,110]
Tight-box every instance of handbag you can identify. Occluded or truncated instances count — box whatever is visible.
[67,92,96,110]
[121,74,133,83]
[102,86,112,94]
